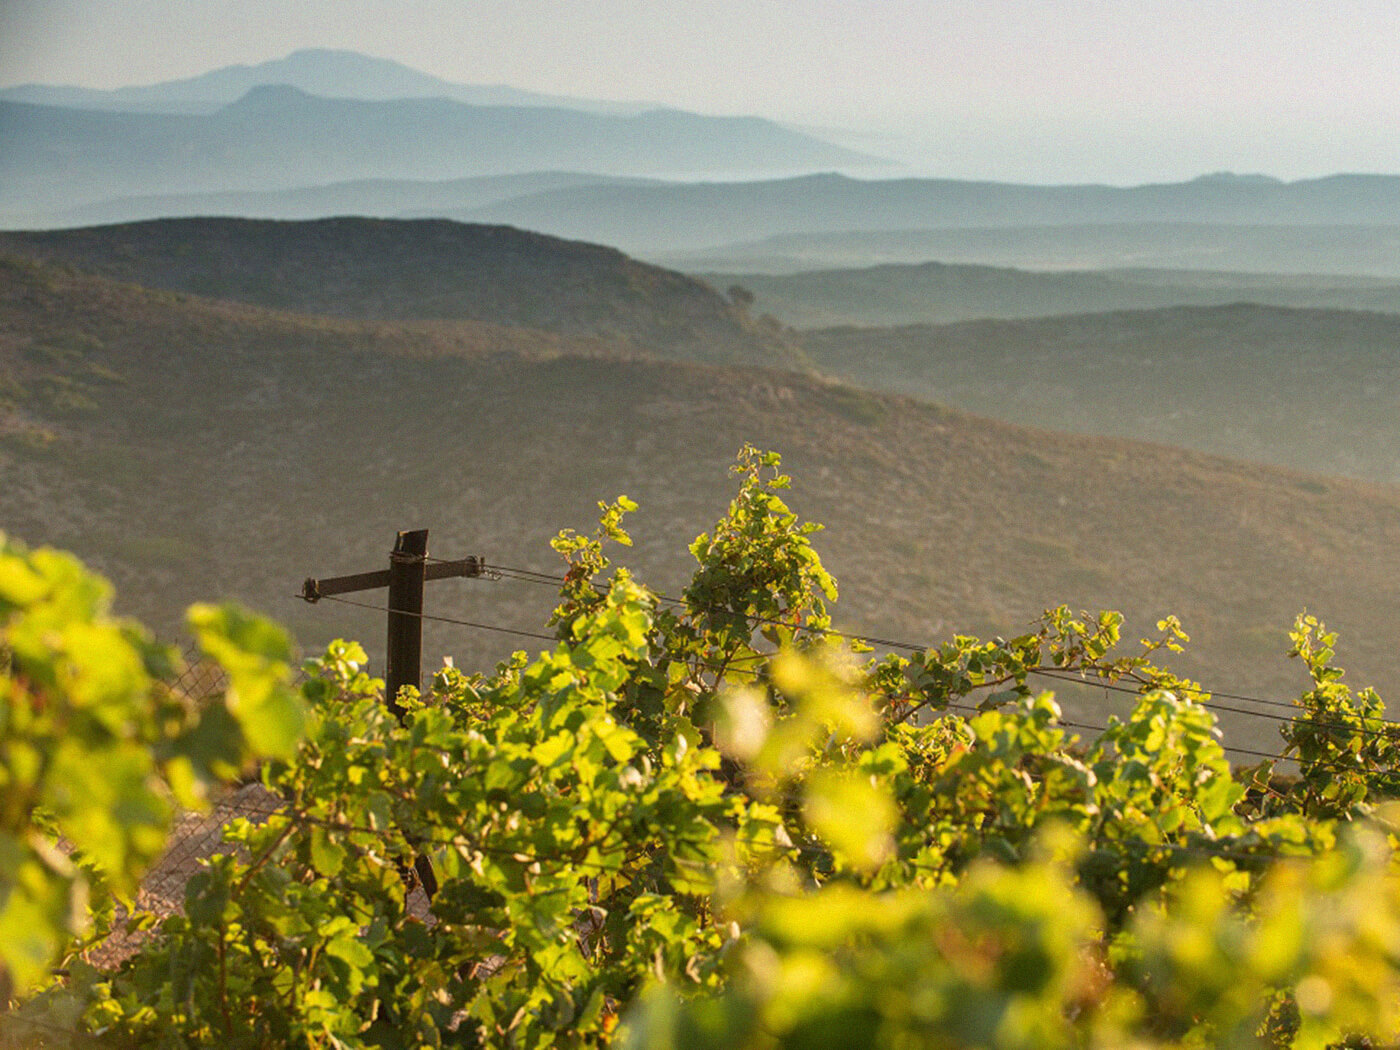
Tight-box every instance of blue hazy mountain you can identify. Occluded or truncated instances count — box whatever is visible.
[0,87,880,224]
[44,172,665,229]
[0,47,655,115]
[699,261,1400,327]
[659,222,1400,279]
[454,171,1400,255]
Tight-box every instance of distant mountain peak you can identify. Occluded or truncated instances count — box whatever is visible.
[280,46,385,61]
[0,47,662,118]
[232,48,444,86]
[225,83,318,107]
[1192,171,1284,185]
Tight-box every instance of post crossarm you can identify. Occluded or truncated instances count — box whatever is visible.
[300,556,483,602]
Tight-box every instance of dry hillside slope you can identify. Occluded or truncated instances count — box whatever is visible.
[706,262,1400,328]
[0,217,800,367]
[800,303,1400,485]
[5,260,1400,750]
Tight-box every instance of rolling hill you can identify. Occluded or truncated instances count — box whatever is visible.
[706,262,1400,328]
[800,304,1400,484]
[456,172,1400,256]
[0,89,876,226]
[5,257,1400,749]
[661,222,1400,277]
[44,172,662,230]
[0,218,800,367]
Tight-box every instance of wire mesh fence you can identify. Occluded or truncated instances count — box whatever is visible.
[77,649,437,971]
[169,649,231,705]
[84,782,284,969]
[80,650,286,969]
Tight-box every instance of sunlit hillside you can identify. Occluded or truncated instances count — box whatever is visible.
[6,255,1400,750]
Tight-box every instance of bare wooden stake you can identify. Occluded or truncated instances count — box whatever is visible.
[386,529,429,720]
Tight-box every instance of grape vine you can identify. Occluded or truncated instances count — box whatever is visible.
[5,446,1400,1049]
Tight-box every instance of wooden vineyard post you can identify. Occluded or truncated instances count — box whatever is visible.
[385,529,428,719]
[300,530,485,710]
[300,530,486,899]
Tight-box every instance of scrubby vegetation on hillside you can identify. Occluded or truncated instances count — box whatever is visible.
[7,453,1400,1048]
[0,219,803,366]
[7,259,1400,727]
[800,303,1400,484]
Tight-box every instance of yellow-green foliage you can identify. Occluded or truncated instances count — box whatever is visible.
[0,535,303,999]
[7,451,1400,1049]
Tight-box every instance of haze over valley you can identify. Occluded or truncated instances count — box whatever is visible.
[4,24,1400,750]
[15,9,1400,1040]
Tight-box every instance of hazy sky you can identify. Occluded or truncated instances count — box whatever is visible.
[2,0,1397,182]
